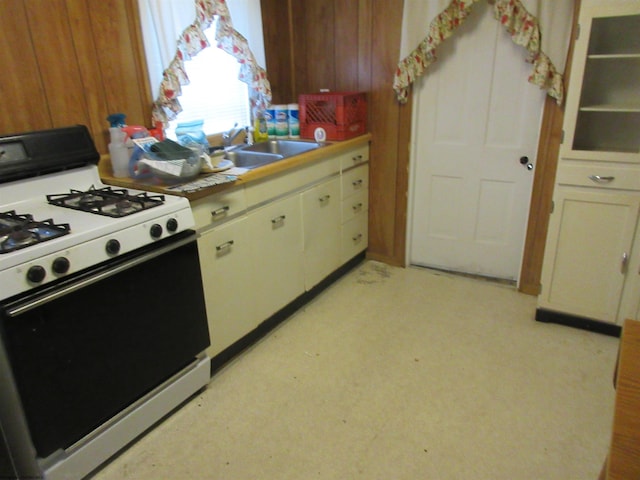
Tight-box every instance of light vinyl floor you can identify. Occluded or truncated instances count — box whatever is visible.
[91,261,619,480]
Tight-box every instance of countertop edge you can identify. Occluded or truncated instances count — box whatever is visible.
[99,134,372,201]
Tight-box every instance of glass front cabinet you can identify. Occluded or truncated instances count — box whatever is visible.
[538,1,640,331]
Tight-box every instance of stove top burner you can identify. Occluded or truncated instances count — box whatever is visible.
[47,186,165,218]
[0,211,71,254]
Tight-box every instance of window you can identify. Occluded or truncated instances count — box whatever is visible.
[165,24,250,139]
[137,0,266,138]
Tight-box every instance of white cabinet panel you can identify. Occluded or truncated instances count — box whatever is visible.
[197,216,257,356]
[247,194,304,320]
[191,187,246,229]
[302,177,341,290]
[539,189,640,323]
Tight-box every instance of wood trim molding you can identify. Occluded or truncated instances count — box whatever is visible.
[518,0,581,295]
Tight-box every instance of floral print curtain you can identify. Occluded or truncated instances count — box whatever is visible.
[393,0,564,105]
[152,0,272,126]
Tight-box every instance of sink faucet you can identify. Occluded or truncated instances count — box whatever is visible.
[222,123,245,147]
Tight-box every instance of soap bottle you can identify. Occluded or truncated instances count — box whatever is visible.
[253,108,269,142]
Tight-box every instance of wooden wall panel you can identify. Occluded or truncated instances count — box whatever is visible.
[67,0,111,151]
[0,1,51,133]
[24,0,91,131]
[0,0,151,154]
[87,0,149,129]
[366,0,404,264]
[334,1,359,92]
[261,0,294,104]
[302,1,336,93]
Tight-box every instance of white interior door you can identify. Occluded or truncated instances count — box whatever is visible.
[408,2,546,281]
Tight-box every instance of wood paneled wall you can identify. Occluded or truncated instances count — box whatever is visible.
[0,0,151,153]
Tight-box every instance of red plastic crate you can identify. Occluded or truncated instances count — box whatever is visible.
[299,92,367,141]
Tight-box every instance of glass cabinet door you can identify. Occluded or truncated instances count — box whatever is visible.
[563,7,640,160]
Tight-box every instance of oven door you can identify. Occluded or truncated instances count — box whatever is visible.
[0,231,210,460]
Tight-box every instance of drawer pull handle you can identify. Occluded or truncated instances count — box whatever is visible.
[211,205,230,217]
[353,154,363,162]
[271,215,286,224]
[588,175,615,184]
[622,252,629,273]
[352,179,363,187]
[352,202,363,211]
[352,233,363,242]
[319,194,331,204]
[216,240,234,252]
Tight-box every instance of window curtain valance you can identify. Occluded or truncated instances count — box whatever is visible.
[393,0,567,106]
[139,0,271,127]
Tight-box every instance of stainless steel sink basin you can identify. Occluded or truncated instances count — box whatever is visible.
[224,139,323,169]
[241,139,322,157]
[225,150,284,170]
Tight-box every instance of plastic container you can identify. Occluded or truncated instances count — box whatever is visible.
[265,107,276,138]
[288,103,300,138]
[299,92,367,141]
[274,104,288,138]
[108,127,130,177]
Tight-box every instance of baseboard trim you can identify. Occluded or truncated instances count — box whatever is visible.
[210,252,366,376]
[535,308,622,337]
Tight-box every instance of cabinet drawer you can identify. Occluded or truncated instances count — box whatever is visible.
[340,145,369,171]
[342,164,369,199]
[245,157,340,207]
[191,187,247,229]
[341,189,369,223]
[341,213,368,263]
[556,163,640,191]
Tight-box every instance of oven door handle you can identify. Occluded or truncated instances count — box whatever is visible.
[4,233,197,317]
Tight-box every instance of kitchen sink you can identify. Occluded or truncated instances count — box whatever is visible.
[224,150,284,170]
[224,139,323,169]
[241,139,322,157]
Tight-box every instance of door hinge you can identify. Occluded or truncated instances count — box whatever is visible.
[576,23,580,40]
[560,130,564,144]
[550,200,554,214]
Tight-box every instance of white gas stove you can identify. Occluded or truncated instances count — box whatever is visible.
[0,125,209,480]
[0,127,194,300]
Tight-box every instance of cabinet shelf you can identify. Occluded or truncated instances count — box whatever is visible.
[588,53,640,60]
[580,105,640,113]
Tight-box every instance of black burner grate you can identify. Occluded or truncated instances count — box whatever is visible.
[0,211,70,254]
[47,186,165,218]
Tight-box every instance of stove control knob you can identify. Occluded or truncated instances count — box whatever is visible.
[106,239,121,255]
[166,217,178,232]
[52,257,70,275]
[150,223,163,239]
[27,265,46,283]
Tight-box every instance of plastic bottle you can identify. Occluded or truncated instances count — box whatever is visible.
[253,109,269,142]
[109,127,129,177]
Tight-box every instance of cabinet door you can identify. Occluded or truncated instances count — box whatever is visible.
[539,188,640,323]
[197,216,257,356]
[561,5,640,161]
[302,177,341,290]
[247,194,304,320]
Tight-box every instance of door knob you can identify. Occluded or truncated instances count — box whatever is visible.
[520,156,533,170]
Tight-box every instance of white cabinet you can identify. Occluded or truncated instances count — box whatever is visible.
[302,177,341,290]
[193,141,370,356]
[247,193,305,321]
[539,189,640,323]
[538,1,640,328]
[197,217,257,356]
[341,161,369,263]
